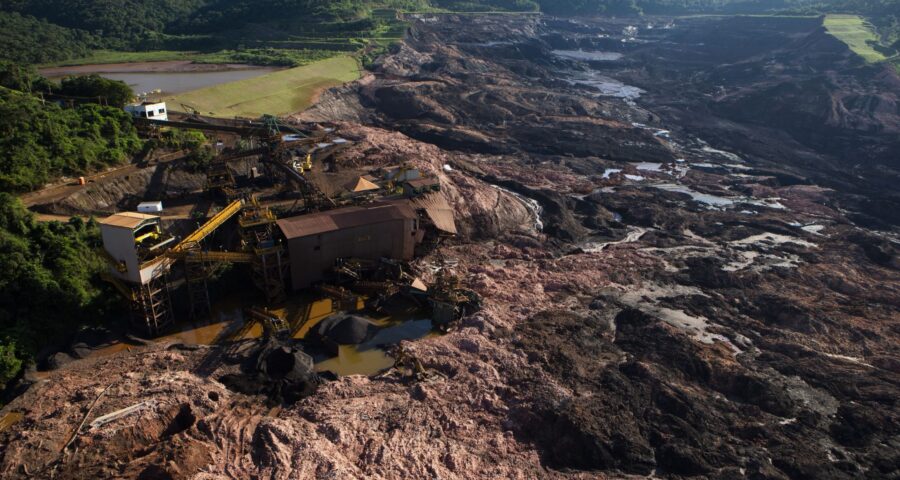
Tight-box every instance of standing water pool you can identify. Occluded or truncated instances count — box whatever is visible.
[39,61,281,97]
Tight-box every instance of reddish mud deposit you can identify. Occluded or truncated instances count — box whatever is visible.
[2,14,898,479]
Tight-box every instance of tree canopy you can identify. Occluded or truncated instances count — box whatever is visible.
[57,74,135,108]
[0,11,98,64]
[0,193,116,385]
[0,69,140,386]
[0,87,142,192]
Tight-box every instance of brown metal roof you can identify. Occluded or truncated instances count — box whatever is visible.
[277,203,416,239]
[405,177,440,188]
[408,192,457,235]
[99,212,159,229]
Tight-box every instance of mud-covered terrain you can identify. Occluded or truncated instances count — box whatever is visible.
[2,15,898,479]
[312,15,900,228]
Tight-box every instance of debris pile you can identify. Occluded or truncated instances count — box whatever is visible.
[312,314,377,353]
[219,339,318,405]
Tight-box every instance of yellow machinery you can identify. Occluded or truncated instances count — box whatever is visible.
[301,152,312,173]
[134,229,160,244]
[161,199,247,319]
[169,199,244,257]
[160,197,287,320]
[239,195,288,305]
[105,112,327,331]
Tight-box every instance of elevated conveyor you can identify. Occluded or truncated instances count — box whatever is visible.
[134,115,320,143]
[169,199,244,256]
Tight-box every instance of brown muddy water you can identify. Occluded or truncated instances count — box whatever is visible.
[0,412,23,433]
[84,296,434,377]
[40,63,280,96]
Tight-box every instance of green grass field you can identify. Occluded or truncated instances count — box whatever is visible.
[164,55,361,118]
[824,14,888,63]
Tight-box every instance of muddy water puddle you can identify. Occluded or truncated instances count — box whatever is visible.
[564,70,644,99]
[77,296,433,378]
[317,320,436,376]
[315,346,395,376]
[0,411,24,433]
[653,183,786,210]
[552,49,623,61]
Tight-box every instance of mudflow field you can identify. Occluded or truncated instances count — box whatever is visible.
[2,14,899,480]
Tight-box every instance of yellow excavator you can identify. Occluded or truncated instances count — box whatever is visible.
[293,152,313,174]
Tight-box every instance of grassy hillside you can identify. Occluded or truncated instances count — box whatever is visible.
[164,55,361,117]
[825,15,891,63]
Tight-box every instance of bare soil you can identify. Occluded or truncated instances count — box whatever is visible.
[2,14,898,480]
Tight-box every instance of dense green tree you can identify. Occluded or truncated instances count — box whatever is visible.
[0,193,116,385]
[1,0,206,37]
[0,340,21,385]
[0,11,97,64]
[58,74,135,108]
[0,61,34,92]
[0,88,143,192]
[0,67,141,386]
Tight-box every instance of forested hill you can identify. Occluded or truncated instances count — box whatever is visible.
[3,0,898,31]
[540,0,900,15]
[1,0,898,65]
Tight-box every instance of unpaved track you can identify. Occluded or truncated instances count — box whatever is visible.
[20,150,186,209]
[21,164,141,208]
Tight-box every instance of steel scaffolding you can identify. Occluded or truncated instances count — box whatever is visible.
[133,268,173,335]
[240,197,287,304]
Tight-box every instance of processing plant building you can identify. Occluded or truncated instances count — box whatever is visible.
[276,202,420,289]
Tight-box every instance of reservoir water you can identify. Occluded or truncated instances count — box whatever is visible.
[40,62,280,96]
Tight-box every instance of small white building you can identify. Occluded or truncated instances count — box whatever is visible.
[125,102,168,121]
[137,201,163,213]
[99,212,175,284]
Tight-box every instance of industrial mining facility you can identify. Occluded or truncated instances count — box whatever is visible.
[99,105,472,341]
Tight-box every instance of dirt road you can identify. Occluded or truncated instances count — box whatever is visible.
[21,150,187,216]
